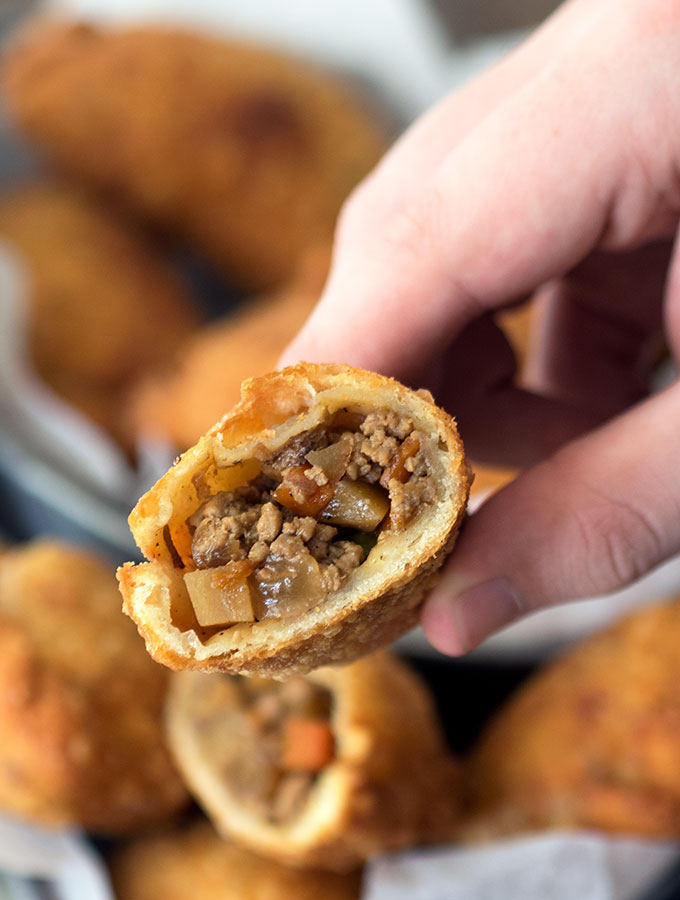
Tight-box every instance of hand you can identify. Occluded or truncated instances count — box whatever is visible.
[280,0,680,654]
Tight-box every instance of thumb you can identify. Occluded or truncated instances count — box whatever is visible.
[421,381,680,654]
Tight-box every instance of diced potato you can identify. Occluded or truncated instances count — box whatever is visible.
[184,561,255,627]
[320,479,389,531]
[281,717,335,771]
[304,435,353,482]
[251,553,325,619]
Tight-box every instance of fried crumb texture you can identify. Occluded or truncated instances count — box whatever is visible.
[462,599,680,840]
[2,22,387,290]
[0,540,188,832]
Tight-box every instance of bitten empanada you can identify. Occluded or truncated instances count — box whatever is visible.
[166,653,459,870]
[130,246,329,452]
[110,820,362,900]
[118,363,470,677]
[0,540,187,832]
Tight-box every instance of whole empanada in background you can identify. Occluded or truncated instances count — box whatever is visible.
[130,246,329,452]
[2,23,388,290]
[166,653,459,871]
[0,182,200,449]
[463,599,680,840]
[110,820,362,900]
[0,540,188,832]
[118,363,470,678]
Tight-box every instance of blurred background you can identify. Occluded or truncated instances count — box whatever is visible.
[0,3,679,898]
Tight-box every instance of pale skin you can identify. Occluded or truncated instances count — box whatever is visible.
[280,0,680,654]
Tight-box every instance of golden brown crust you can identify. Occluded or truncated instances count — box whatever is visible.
[166,653,459,870]
[118,363,470,677]
[2,23,387,290]
[462,599,680,840]
[130,246,329,452]
[0,181,199,447]
[0,540,188,832]
[110,820,362,900]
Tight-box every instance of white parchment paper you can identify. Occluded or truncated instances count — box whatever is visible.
[0,815,113,900]
[363,833,680,900]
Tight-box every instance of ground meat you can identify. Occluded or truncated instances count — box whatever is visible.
[321,541,365,593]
[257,502,282,542]
[190,407,434,606]
[227,677,333,825]
[191,495,261,568]
[268,429,328,470]
[273,773,314,823]
[389,479,437,531]
[329,541,365,573]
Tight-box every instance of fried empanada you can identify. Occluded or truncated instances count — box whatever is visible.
[0,181,199,448]
[118,363,470,677]
[130,247,329,452]
[463,599,680,839]
[110,820,362,900]
[0,540,187,832]
[3,23,387,290]
[166,653,458,870]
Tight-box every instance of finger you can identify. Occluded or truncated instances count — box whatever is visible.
[281,0,680,375]
[420,378,680,655]
[339,0,598,239]
[422,314,599,466]
[526,241,669,417]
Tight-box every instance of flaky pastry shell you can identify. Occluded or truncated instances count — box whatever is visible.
[118,363,469,677]
[166,653,459,871]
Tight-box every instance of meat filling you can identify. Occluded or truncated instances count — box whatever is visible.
[199,675,334,826]
[184,408,435,630]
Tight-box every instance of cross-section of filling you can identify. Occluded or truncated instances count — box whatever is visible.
[182,408,436,631]
[196,674,334,826]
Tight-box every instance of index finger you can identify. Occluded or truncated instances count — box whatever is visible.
[280,0,680,376]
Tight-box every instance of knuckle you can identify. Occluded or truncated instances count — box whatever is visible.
[383,185,446,258]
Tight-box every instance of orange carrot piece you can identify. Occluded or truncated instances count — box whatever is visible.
[273,466,334,516]
[380,434,420,488]
[281,717,335,771]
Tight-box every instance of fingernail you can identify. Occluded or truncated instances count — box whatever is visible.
[422,577,525,656]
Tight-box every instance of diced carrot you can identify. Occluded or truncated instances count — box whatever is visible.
[281,717,335,771]
[379,434,420,488]
[273,466,334,517]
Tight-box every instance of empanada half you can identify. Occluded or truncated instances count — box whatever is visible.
[110,820,362,900]
[118,363,470,677]
[166,653,459,870]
